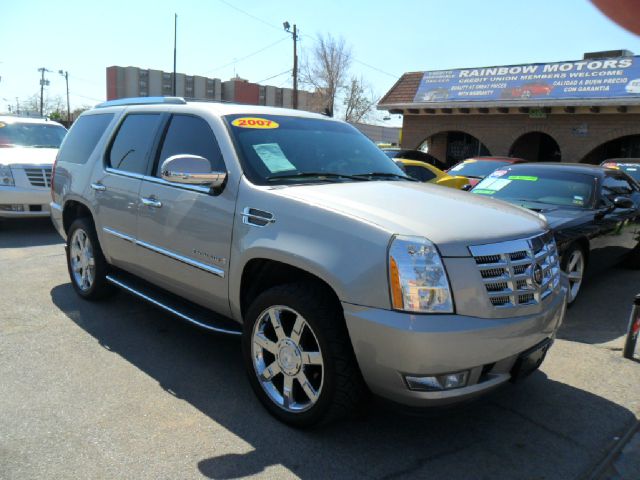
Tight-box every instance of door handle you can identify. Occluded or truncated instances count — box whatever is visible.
[141,196,162,208]
[90,182,106,192]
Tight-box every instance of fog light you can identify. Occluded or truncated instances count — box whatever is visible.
[0,204,25,212]
[405,371,469,391]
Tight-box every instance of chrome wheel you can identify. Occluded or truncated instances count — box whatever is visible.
[69,228,95,291]
[565,249,584,303]
[251,306,324,413]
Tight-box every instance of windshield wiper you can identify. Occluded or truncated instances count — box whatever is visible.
[30,144,60,148]
[351,172,417,181]
[266,172,369,182]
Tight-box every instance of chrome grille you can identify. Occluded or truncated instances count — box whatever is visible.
[24,167,52,188]
[470,233,561,309]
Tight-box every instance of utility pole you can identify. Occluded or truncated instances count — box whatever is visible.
[283,21,299,109]
[173,13,177,96]
[38,67,51,117]
[15,97,19,115]
[59,70,70,123]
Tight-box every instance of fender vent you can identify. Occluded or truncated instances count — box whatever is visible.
[241,207,275,227]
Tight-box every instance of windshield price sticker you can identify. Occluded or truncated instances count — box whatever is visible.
[508,175,538,182]
[232,117,279,129]
[573,195,585,206]
[477,177,511,192]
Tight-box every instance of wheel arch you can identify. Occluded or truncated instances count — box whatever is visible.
[238,258,341,321]
[62,199,94,234]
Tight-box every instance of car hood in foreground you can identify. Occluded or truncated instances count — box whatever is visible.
[0,147,58,166]
[276,181,547,257]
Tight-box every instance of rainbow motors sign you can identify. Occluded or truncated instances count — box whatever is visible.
[413,56,640,102]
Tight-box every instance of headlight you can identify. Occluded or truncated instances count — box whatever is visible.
[0,165,14,186]
[388,235,453,313]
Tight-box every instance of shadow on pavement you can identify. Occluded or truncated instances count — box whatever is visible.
[559,265,640,346]
[0,218,62,248]
[50,282,638,480]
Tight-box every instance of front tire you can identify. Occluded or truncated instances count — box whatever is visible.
[242,283,366,428]
[66,217,114,300]
[562,244,586,306]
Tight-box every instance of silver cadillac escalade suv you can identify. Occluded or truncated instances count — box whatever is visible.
[51,97,568,427]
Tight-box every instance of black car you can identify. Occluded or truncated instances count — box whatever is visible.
[381,148,446,170]
[472,163,640,304]
[601,158,640,184]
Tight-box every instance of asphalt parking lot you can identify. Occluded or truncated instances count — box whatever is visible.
[1,218,639,480]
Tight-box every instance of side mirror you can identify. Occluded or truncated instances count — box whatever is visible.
[613,196,634,210]
[161,154,226,188]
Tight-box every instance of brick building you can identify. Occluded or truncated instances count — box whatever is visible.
[378,50,640,167]
[106,66,321,113]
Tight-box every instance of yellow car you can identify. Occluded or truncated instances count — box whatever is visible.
[395,159,470,189]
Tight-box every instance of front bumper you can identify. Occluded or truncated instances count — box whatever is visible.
[0,186,52,218]
[343,285,567,407]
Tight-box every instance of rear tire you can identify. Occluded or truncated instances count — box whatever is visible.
[66,217,114,300]
[242,282,367,428]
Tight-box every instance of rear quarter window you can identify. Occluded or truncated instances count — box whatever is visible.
[57,114,114,164]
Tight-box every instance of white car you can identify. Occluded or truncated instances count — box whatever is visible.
[0,116,67,218]
[625,79,640,94]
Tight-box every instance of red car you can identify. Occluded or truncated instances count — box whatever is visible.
[501,82,553,99]
[447,156,527,186]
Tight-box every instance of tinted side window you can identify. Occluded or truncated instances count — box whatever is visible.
[108,114,162,175]
[156,115,225,176]
[405,165,436,182]
[58,114,113,164]
[603,174,634,197]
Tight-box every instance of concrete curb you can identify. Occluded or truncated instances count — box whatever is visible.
[584,420,640,480]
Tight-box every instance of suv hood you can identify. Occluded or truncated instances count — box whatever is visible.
[276,181,547,257]
[0,147,58,166]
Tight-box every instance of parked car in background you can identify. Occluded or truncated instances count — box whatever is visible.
[601,158,640,184]
[395,159,470,189]
[50,97,567,427]
[0,116,67,219]
[381,148,446,169]
[472,163,640,304]
[448,156,527,186]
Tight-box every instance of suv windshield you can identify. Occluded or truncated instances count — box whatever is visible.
[472,170,596,208]
[449,160,511,178]
[0,121,67,148]
[225,114,407,185]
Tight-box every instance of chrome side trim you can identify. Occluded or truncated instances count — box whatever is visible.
[142,174,212,194]
[105,275,241,336]
[103,226,135,243]
[136,239,225,278]
[105,167,145,180]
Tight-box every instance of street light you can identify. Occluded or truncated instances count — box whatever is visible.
[283,21,298,109]
[58,70,70,124]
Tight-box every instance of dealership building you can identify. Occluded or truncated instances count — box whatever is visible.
[378,50,640,167]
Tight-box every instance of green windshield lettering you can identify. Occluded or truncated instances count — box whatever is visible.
[473,189,496,195]
[507,175,538,181]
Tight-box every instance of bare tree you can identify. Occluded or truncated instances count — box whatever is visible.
[21,93,65,117]
[302,34,351,117]
[343,76,377,123]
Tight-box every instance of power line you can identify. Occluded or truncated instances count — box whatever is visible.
[203,36,289,74]
[214,0,400,81]
[215,0,282,31]
[256,69,292,84]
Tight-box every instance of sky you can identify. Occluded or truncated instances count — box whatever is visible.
[1,0,640,125]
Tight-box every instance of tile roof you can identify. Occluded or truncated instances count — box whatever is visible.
[378,72,423,106]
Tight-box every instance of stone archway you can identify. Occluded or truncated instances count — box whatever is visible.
[581,134,640,164]
[418,130,491,168]
[509,131,561,162]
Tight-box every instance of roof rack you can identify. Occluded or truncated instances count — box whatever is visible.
[95,96,187,108]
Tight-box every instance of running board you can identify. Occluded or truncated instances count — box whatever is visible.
[105,272,242,336]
